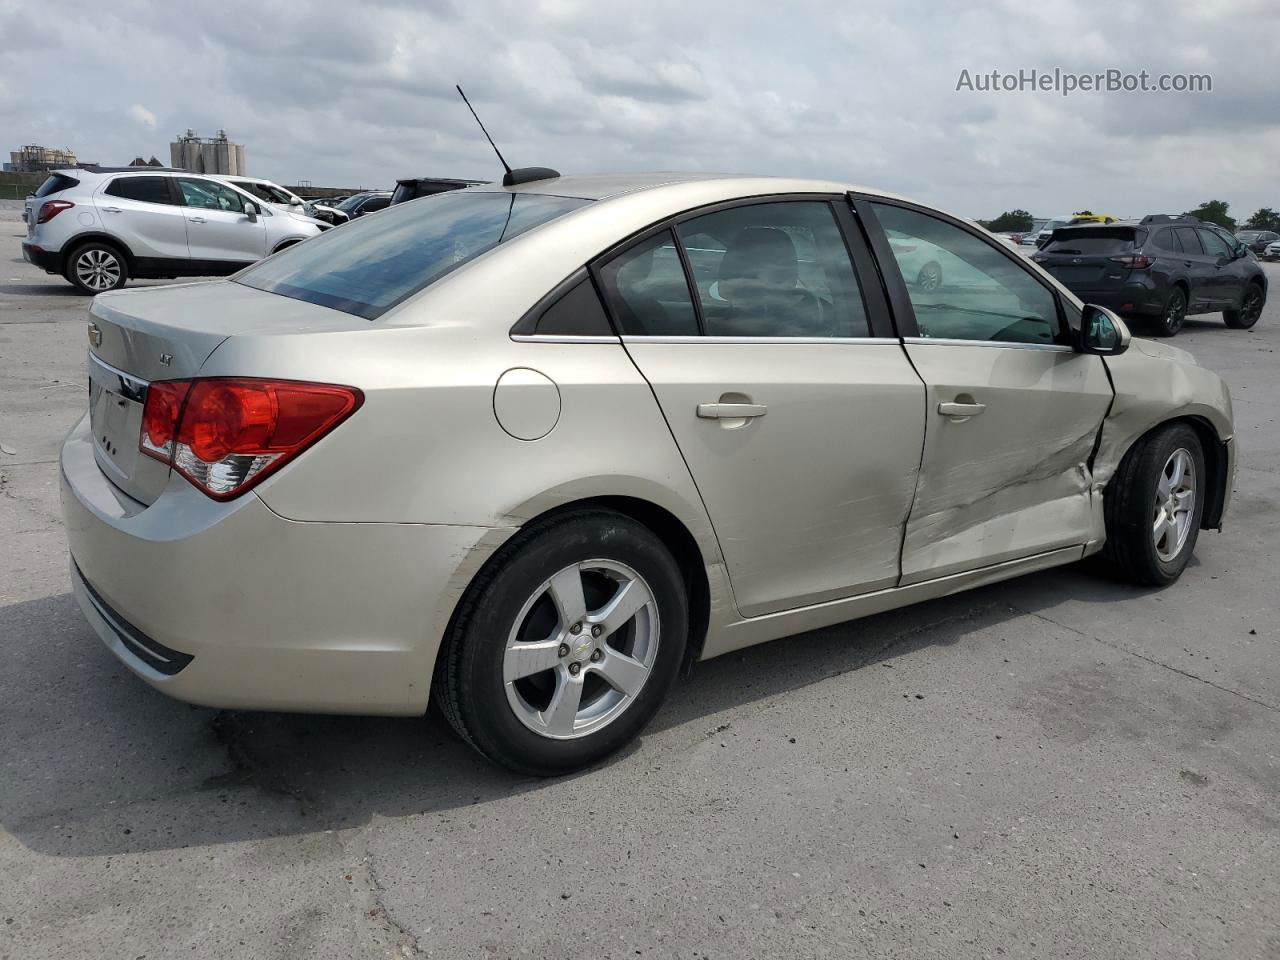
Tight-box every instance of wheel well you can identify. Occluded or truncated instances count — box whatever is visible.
[272,238,304,253]
[1132,416,1228,530]
[61,233,133,273]
[514,496,712,667]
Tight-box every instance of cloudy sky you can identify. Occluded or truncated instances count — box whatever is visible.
[3,0,1278,220]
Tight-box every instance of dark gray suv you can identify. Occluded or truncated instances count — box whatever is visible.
[1033,215,1267,336]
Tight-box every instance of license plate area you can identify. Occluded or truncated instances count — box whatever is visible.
[88,354,149,487]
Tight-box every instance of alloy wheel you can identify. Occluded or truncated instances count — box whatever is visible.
[1152,447,1196,562]
[503,559,660,740]
[1164,290,1187,334]
[1241,290,1263,326]
[917,262,942,291]
[75,249,121,291]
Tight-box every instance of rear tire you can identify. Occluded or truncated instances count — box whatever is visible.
[1153,286,1187,337]
[65,241,128,294]
[1224,284,1264,329]
[434,510,688,776]
[1100,423,1205,586]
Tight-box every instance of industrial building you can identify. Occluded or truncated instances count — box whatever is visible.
[5,145,78,172]
[169,129,246,175]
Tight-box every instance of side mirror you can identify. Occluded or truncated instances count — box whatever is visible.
[288,196,303,206]
[1078,304,1130,356]
[244,201,259,223]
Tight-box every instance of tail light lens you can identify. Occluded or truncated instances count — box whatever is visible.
[139,378,362,500]
[36,200,75,223]
[1109,254,1152,269]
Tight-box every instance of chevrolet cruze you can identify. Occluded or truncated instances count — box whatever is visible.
[61,172,1236,774]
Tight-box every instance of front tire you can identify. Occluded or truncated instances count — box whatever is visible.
[434,510,688,775]
[65,241,128,294]
[1101,423,1205,586]
[1224,284,1264,329]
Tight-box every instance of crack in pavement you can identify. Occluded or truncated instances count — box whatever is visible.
[360,851,427,959]
[1015,606,1279,713]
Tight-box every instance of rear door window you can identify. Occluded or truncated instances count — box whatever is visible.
[597,231,699,336]
[236,190,589,320]
[104,176,175,205]
[359,196,390,214]
[675,201,871,338]
[1174,227,1204,254]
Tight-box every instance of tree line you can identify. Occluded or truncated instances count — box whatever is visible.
[978,203,1279,233]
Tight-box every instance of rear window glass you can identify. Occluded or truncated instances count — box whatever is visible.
[236,190,590,320]
[1043,228,1139,255]
[105,176,174,205]
[35,173,80,198]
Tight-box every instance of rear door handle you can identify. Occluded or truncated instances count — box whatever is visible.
[101,206,122,213]
[189,216,207,224]
[697,402,768,420]
[938,401,986,418]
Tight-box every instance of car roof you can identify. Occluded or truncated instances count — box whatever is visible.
[467,171,908,204]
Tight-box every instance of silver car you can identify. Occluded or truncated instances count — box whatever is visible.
[61,173,1236,774]
[23,167,327,294]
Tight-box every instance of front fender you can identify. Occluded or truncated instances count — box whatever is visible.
[1095,343,1234,519]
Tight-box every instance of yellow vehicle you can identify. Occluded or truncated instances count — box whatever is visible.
[1070,210,1117,224]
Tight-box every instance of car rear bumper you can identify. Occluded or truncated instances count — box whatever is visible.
[22,242,60,273]
[1066,283,1163,316]
[60,413,507,716]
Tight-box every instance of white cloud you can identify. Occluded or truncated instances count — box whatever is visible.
[127,103,156,129]
[2,0,1278,220]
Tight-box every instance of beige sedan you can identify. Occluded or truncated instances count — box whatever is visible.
[61,172,1235,774]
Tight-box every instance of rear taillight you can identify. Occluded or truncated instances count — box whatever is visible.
[1109,254,1152,269]
[139,377,362,500]
[36,200,74,223]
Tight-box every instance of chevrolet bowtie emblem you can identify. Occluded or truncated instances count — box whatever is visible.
[87,322,102,348]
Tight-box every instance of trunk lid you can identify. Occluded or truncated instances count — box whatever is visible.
[85,280,371,505]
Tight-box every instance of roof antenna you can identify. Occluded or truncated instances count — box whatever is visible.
[455,84,560,188]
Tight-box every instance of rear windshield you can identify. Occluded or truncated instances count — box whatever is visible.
[34,173,80,198]
[1043,228,1140,255]
[236,190,590,319]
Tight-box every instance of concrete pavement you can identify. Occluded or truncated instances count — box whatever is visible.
[1,225,1277,959]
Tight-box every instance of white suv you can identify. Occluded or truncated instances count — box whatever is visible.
[22,166,328,293]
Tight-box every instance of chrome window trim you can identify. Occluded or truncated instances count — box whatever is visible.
[87,351,149,401]
[902,336,1074,352]
[510,334,620,343]
[620,336,902,345]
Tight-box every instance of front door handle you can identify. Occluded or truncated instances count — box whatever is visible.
[697,402,768,420]
[938,401,986,418]
[101,206,122,213]
[189,216,207,224]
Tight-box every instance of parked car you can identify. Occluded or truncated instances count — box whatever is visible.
[23,167,328,293]
[1264,239,1280,262]
[1235,229,1280,256]
[211,176,348,227]
[334,191,392,220]
[1069,211,1118,225]
[1036,215,1073,247]
[391,176,488,205]
[63,172,1236,775]
[1033,215,1267,335]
